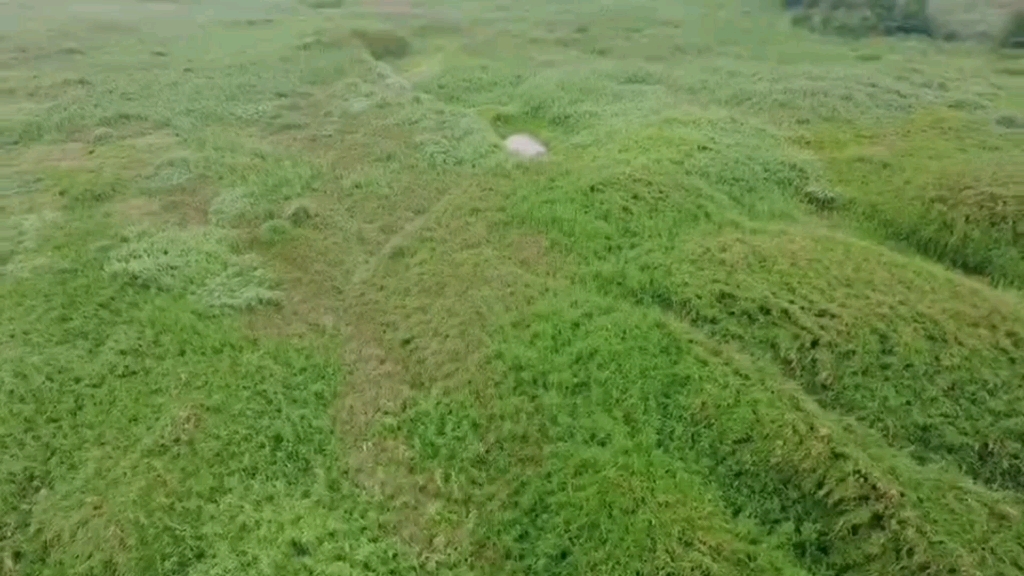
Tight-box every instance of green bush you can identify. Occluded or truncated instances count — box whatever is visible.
[790,0,934,38]
[997,8,1024,48]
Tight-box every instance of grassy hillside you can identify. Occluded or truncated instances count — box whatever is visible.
[2,0,1024,574]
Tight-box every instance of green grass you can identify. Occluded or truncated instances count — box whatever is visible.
[1,220,417,573]
[3,0,1024,574]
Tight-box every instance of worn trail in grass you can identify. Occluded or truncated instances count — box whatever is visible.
[3,0,1024,574]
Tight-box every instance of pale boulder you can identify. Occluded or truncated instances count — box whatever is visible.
[504,134,547,159]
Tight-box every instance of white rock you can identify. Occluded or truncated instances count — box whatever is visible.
[504,134,547,159]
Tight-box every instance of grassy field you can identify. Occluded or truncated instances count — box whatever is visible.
[2,0,1024,574]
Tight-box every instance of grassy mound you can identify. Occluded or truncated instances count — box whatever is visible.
[486,293,1024,574]
[622,228,1024,491]
[813,110,1024,287]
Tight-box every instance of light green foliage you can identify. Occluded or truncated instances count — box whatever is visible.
[2,0,1024,574]
[208,188,255,226]
[0,210,60,278]
[814,110,1024,287]
[106,227,281,310]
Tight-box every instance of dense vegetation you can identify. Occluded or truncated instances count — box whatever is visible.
[788,0,1022,43]
[2,0,1023,574]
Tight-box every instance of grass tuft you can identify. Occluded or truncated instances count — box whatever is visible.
[284,201,314,227]
[800,184,842,210]
[106,227,280,310]
[260,219,292,244]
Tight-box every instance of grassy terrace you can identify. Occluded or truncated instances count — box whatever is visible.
[2,0,1023,573]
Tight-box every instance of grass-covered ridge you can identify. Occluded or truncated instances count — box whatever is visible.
[2,0,1024,574]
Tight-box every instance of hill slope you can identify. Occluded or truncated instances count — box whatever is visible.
[2,0,1024,574]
